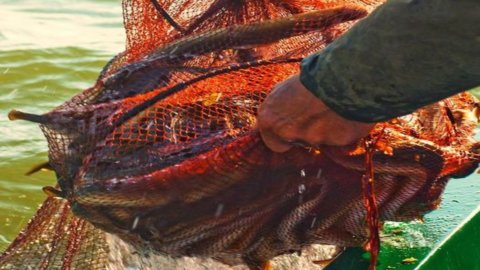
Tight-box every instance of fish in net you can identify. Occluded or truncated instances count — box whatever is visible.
[2,0,480,269]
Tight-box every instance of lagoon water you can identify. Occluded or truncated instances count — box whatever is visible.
[0,0,123,250]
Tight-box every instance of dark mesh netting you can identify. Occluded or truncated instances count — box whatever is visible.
[2,0,480,269]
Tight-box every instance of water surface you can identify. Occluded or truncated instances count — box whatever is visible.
[0,0,123,250]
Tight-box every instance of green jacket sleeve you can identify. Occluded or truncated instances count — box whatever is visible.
[300,0,480,123]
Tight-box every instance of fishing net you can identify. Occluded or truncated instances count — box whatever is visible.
[2,0,479,269]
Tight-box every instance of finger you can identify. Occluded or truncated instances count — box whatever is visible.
[322,122,374,146]
[259,129,293,153]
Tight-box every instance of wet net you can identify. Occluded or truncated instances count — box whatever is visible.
[2,0,479,269]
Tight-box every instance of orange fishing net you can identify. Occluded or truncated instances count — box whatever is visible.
[2,1,479,269]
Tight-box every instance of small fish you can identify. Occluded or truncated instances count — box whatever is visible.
[26,161,54,176]
[42,186,64,198]
[402,257,418,264]
[312,248,344,267]
[312,259,334,267]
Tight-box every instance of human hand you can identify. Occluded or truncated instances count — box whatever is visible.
[258,75,375,152]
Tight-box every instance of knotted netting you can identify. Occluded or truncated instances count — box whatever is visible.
[2,0,479,269]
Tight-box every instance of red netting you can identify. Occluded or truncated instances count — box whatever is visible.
[2,1,479,270]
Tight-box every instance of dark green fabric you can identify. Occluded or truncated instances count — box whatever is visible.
[300,0,480,123]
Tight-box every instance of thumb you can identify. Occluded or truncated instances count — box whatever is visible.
[259,129,293,153]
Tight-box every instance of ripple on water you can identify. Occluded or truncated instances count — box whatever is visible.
[0,0,124,52]
[0,46,115,250]
[0,0,125,252]
[0,47,114,160]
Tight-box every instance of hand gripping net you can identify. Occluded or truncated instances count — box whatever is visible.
[2,1,479,269]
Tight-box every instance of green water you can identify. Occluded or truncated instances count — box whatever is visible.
[0,1,479,268]
[0,0,123,250]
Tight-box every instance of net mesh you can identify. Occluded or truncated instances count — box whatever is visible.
[2,0,479,269]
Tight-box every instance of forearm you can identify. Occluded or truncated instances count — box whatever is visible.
[300,0,480,123]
